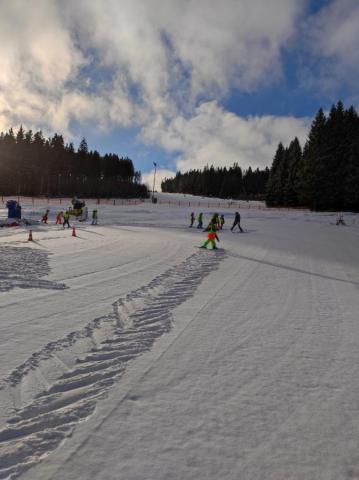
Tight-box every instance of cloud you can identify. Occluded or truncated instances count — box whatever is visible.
[142,169,176,192]
[0,0,312,176]
[141,102,310,171]
[0,0,85,133]
[301,0,359,92]
[0,0,305,131]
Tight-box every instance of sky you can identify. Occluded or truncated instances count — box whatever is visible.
[0,0,358,190]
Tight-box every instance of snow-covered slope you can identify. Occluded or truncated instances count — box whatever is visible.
[0,196,359,479]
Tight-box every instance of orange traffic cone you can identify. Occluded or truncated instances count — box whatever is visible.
[72,226,77,237]
[28,230,33,241]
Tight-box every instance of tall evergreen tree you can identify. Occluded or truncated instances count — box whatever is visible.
[266,142,286,206]
[297,108,327,209]
[284,137,302,206]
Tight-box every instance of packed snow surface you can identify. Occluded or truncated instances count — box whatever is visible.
[0,193,359,480]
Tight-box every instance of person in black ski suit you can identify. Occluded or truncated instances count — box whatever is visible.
[230,211,244,232]
[189,212,195,227]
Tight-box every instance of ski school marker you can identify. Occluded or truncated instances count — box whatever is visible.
[72,226,77,237]
[28,230,33,241]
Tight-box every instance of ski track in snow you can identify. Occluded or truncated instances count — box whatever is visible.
[0,250,225,480]
[0,246,66,292]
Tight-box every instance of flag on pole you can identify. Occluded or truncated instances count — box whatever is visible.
[153,162,157,167]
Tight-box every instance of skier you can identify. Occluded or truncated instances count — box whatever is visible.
[212,213,220,229]
[200,223,220,250]
[336,213,345,225]
[230,211,244,232]
[189,212,195,227]
[204,213,219,232]
[91,209,98,225]
[63,210,71,229]
[220,214,225,230]
[197,212,203,229]
[55,211,63,225]
[41,209,50,224]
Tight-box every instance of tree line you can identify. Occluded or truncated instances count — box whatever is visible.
[162,101,359,211]
[161,164,270,200]
[0,127,148,198]
[266,101,359,211]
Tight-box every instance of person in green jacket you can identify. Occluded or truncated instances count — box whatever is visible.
[200,223,220,249]
[63,210,71,229]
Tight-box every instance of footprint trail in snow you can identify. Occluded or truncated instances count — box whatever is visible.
[0,249,225,479]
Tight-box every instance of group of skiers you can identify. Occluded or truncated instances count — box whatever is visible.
[189,211,244,250]
[41,208,99,228]
[189,211,244,232]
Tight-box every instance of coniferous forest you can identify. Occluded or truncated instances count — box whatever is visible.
[161,164,270,200]
[266,101,359,211]
[162,101,359,211]
[0,127,148,198]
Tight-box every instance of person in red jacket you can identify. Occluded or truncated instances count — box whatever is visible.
[55,211,64,224]
[200,223,219,249]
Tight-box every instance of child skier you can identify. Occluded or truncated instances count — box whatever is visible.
[197,212,203,229]
[41,209,50,224]
[63,210,71,229]
[336,213,345,225]
[212,213,220,229]
[200,223,220,250]
[220,214,225,229]
[189,212,195,227]
[55,211,63,225]
[91,209,98,225]
[204,213,219,232]
[231,211,244,232]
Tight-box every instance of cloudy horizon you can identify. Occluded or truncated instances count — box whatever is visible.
[1,0,358,190]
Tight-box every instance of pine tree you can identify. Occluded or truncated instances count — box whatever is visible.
[297,108,327,209]
[284,137,302,206]
[266,142,286,206]
[343,106,359,210]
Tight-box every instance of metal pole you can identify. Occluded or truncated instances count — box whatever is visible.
[152,163,157,200]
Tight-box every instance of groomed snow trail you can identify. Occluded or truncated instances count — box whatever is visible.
[0,249,224,479]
